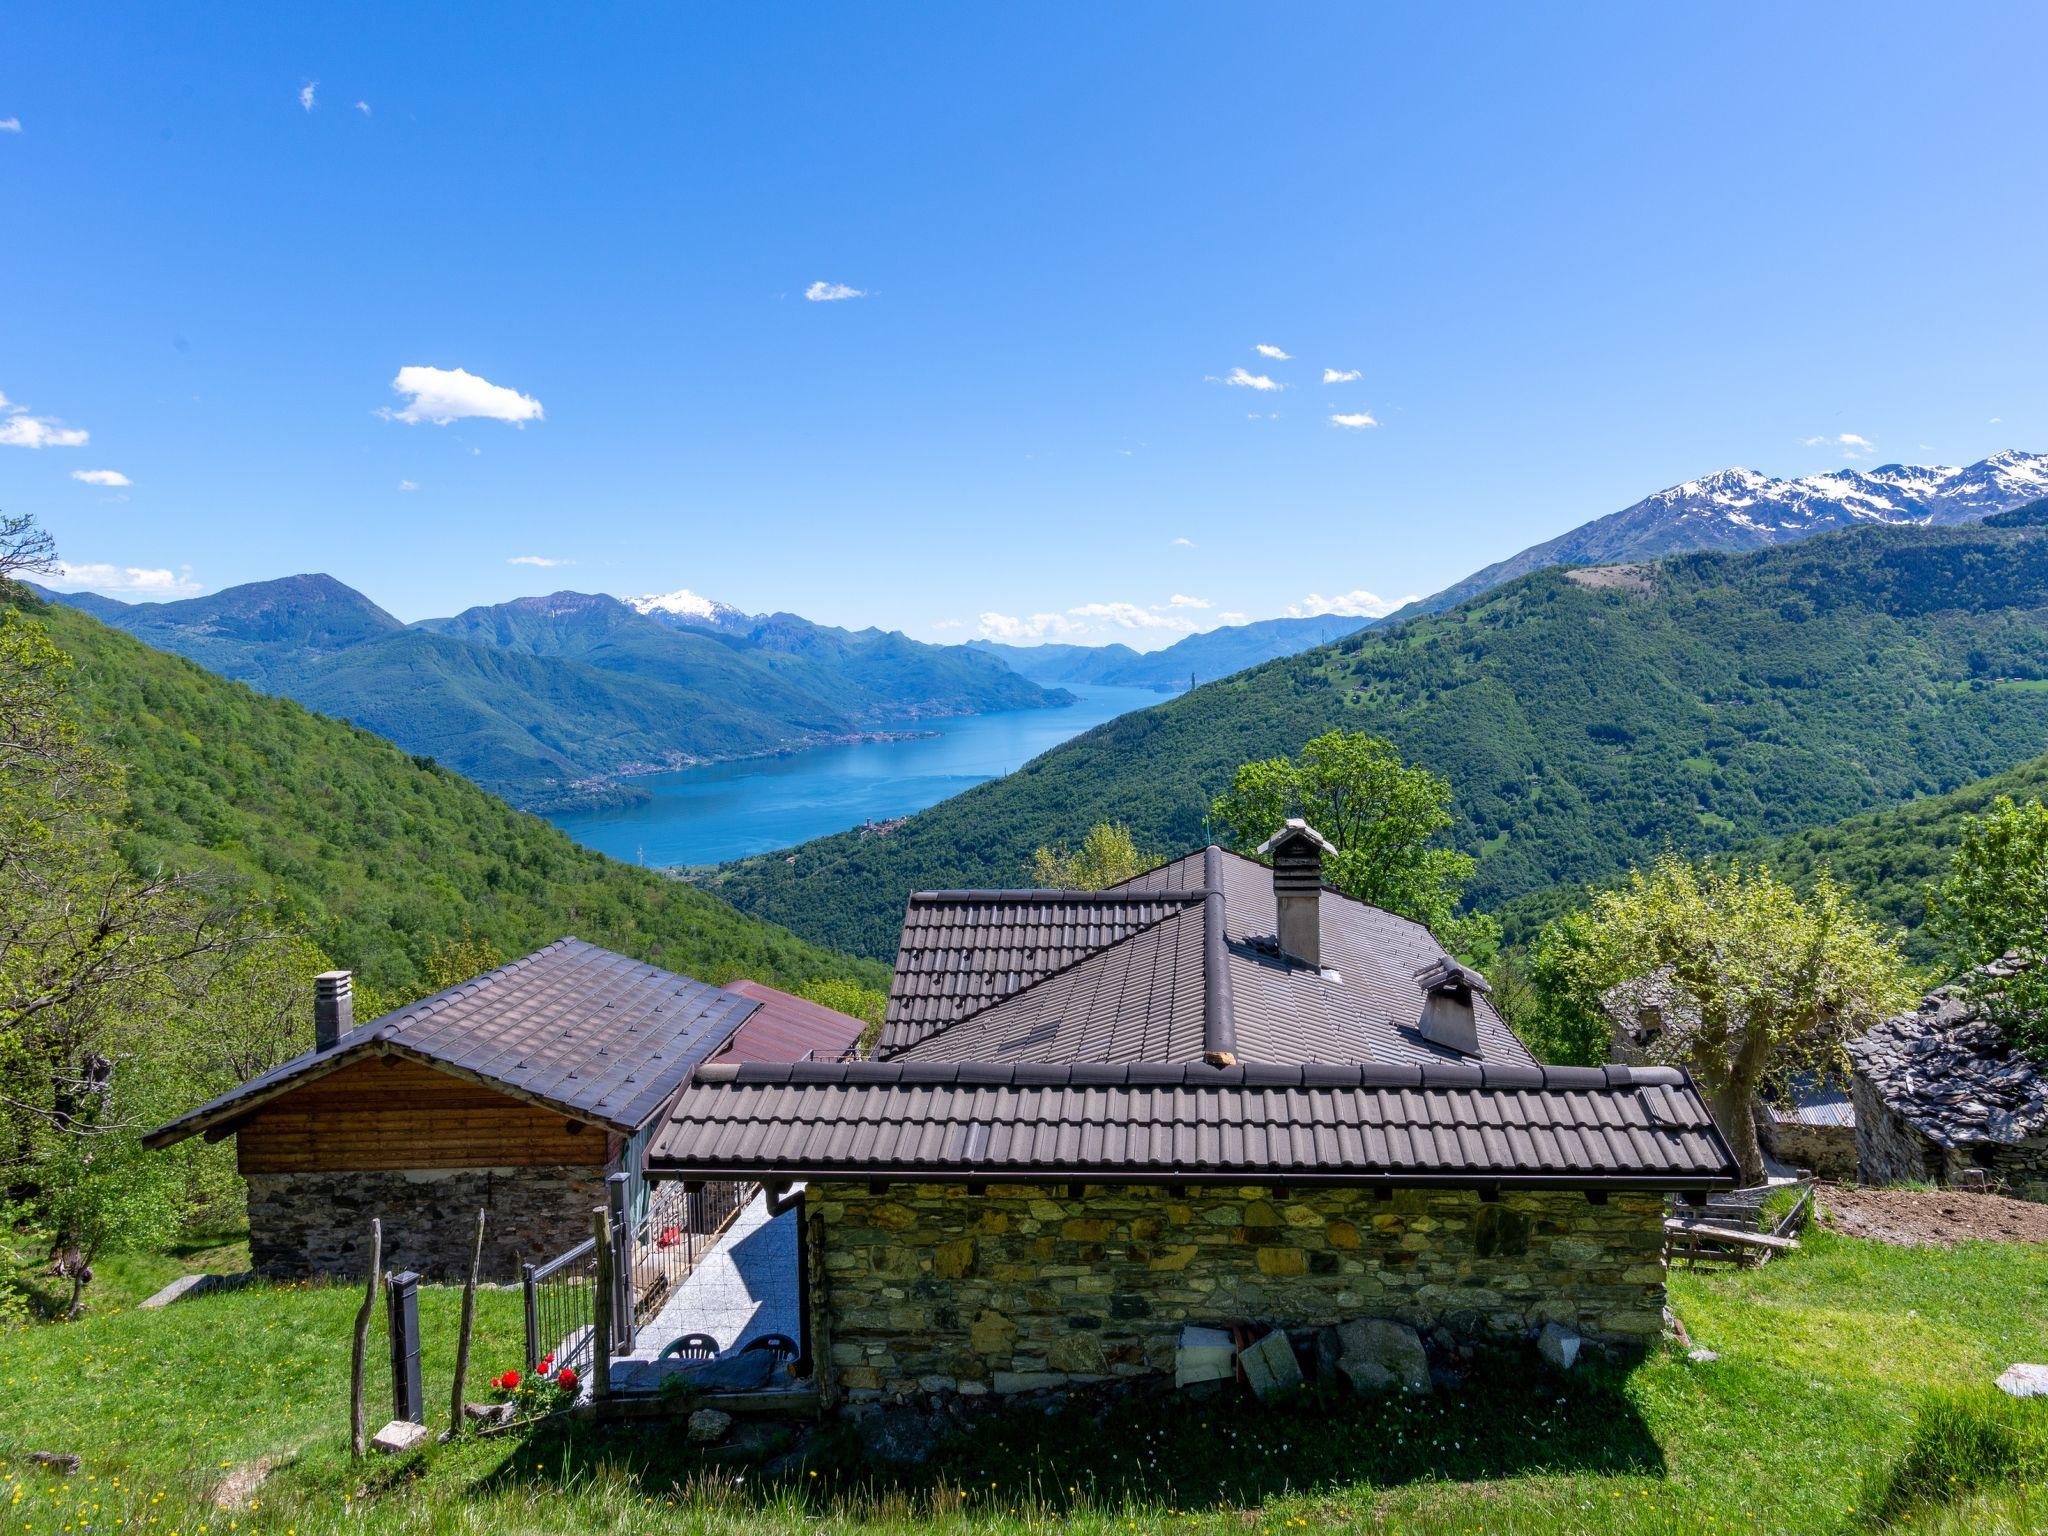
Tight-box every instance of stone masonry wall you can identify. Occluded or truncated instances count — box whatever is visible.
[807,1182,1669,1406]
[247,1165,611,1281]
[1850,1074,2048,1201]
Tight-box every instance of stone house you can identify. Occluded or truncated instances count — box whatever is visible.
[648,827,1737,1408]
[1847,967,2048,1201]
[144,939,865,1279]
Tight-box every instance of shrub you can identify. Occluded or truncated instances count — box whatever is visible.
[1863,1387,2048,1525]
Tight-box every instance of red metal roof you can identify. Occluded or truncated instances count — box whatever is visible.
[717,979,868,1064]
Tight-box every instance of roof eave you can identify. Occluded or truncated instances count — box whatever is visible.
[644,1160,1737,1191]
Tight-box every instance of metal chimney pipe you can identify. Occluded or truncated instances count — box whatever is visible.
[314,970,354,1051]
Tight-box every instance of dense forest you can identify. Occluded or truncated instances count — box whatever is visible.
[710,508,2048,960]
[17,591,887,999]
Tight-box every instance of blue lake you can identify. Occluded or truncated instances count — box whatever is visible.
[544,684,1167,868]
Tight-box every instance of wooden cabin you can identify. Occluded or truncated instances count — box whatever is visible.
[145,939,866,1280]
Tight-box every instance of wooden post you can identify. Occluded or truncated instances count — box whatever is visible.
[591,1206,614,1403]
[349,1218,383,1458]
[447,1209,487,1438]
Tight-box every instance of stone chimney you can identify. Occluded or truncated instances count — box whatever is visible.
[1256,819,1337,970]
[314,970,354,1051]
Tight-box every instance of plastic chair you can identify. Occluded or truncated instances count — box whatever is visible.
[741,1333,798,1362]
[659,1331,720,1361]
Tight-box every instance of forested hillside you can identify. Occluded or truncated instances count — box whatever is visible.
[710,510,2048,960]
[15,591,885,998]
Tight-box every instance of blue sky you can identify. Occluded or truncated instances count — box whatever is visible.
[4,4,2045,647]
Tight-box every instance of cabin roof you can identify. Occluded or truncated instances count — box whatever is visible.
[144,938,757,1147]
[718,979,870,1064]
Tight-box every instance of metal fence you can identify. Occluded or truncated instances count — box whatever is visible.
[624,1178,755,1329]
[521,1235,600,1377]
[521,1176,759,1373]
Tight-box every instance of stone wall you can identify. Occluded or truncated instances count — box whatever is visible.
[247,1165,612,1281]
[806,1181,1669,1407]
[1756,1114,1858,1181]
[1850,1074,2048,1201]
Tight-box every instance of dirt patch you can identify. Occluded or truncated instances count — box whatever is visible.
[1817,1183,2048,1245]
[1564,564,1654,594]
[211,1456,275,1510]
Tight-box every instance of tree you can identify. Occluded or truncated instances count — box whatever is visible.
[1926,795,2048,1057]
[0,510,57,588]
[1031,822,1153,892]
[0,557,322,1310]
[1210,731,1495,962]
[1537,855,1915,1184]
[794,977,889,1057]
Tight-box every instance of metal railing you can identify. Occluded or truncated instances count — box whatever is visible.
[521,1235,600,1377]
[522,1175,759,1372]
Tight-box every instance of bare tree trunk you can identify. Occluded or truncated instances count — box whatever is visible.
[1712,1079,1765,1188]
[447,1209,487,1438]
[349,1219,382,1458]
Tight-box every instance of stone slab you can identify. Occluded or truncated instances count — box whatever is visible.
[371,1421,429,1455]
[1997,1363,2048,1398]
[1238,1328,1304,1400]
[1174,1325,1236,1388]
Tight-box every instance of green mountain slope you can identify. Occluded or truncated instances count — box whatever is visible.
[1749,749,2048,962]
[708,512,2048,960]
[38,577,1068,810]
[13,591,886,999]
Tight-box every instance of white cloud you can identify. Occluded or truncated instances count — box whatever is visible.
[0,393,90,448]
[1254,344,1291,360]
[355,100,371,115]
[930,618,965,632]
[1171,537,1195,548]
[299,81,317,111]
[1329,412,1379,429]
[1223,367,1282,392]
[508,554,572,567]
[0,118,20,134]
[977,610,1087,643]
[46,561,200,598]
[1164,594,1211,609]
[70,469,131,487]
[1288,589,1415,619]
[398,479,418,491]
[1067,601,1200,633]
[1323,367,1361,384]
[381,365,543,426]
[804,280,865,302]
[1803,432,1874,456]
[1990,417,2004,425]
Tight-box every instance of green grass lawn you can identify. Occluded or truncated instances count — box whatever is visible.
[0,1225,2043,1535]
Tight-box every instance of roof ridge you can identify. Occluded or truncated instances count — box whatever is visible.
[886,901,1201,1060]
[907,888,1206,905]
[695,1058,1696,1092]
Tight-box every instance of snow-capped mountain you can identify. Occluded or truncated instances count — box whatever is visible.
[625,587,750,631]
[1407,450,2048,617]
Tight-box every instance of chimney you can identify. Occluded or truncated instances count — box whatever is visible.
[1256,818,1336,970]
[1415,956,1487,1056]
[314,970,354,1051]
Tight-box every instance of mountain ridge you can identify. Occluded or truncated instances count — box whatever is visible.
[706,509,2048,960]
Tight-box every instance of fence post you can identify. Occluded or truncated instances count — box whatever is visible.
[521,1261,539,1371]
[606,1170,633,1352]
[386,1270,424,1426]
[591,1207,614,1403]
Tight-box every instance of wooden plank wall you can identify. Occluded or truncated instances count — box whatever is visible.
[234,1057,608,1174]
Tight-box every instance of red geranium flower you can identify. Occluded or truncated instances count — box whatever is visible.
[537,1353,555,1374]
[492,1369,521,1391]
[556,1366,578,1391]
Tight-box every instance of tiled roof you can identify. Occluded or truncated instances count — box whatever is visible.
[892,849,1530,1070]
[647,1059,1737,1188]
[881,890,1199,1055]
[718,979,869,1065]
[1847,968,2048,1148]
[145,939,756,1146]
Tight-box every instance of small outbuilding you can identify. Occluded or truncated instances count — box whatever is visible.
[1847,965,2048,1202]
[145,938,867,1279]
